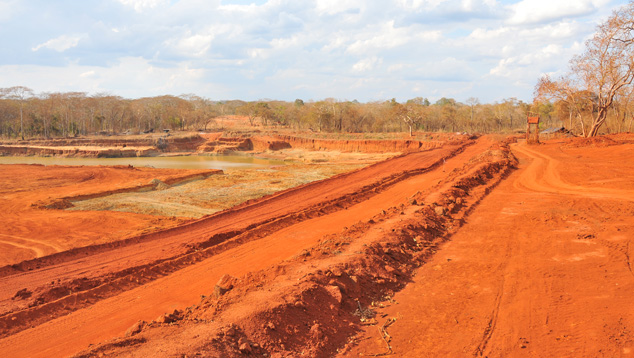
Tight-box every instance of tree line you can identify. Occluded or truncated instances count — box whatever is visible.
[0,88,556,139]
[0,87,630,140]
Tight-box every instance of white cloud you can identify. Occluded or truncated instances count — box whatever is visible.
[1,0,629,103]
[315,0,363,15]
[396,0,449,10]
[345,22,441,55]
[0,57,215,98]
[32,34,85,52]
[352,56,382,72]
[165,31,215,57]
[117,0,168,12]
[507,0,611,25]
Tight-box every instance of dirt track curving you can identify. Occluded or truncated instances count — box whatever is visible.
[344,137,634,357]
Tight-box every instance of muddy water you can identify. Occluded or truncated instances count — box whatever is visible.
[0,155,284,169]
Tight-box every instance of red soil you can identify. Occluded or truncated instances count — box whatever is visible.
[0,164,219,266]
[1,133,633,357]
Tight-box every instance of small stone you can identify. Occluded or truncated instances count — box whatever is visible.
[225,326,236,337]
[434,206,446,216]
[125,320,146,337]
[239,342,252,353]
[325,285,343,305]
[155,313,174,324]
[310,323,323,339]
[214,274,238,297]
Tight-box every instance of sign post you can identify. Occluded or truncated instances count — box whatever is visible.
[526,114,540,144]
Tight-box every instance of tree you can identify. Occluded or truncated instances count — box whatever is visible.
[536,2,634,137]
[390,99,424,136]
[3,86,33,139]
[466,97,479,124]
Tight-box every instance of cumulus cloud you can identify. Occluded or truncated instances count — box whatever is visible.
[164,31,215,58]
[0,57,215,98]
[507,0,611,25]
[0,0,629,103]
[315,0,364,15]
[352,56,383,72]
[117,0,168,12]
[32,34,85,52]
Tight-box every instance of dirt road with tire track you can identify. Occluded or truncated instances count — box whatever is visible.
[345,138,634,357]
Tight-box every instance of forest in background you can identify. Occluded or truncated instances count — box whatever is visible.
[2,84,634,140]
[1,88,626,140]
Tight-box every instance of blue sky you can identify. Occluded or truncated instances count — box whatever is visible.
[0,0,628,103]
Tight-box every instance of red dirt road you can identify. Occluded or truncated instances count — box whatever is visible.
[2,135,634,357]
[345,138,634,357]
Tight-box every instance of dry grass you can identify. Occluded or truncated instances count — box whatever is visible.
[70,149,394,218]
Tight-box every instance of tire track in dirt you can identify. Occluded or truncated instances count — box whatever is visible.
[66,137,515,358]
[474,277,505,357]
[512,144,634,201]
[344,139,634,357]
[0,234,62,258]
[0,241,44,257]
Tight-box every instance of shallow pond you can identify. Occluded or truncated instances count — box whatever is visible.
[0,155,285,170]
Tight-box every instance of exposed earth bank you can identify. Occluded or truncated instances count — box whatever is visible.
[0,125,467,157]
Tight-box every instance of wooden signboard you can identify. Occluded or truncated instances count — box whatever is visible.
[526,115,540,144]
[527,116,540,124]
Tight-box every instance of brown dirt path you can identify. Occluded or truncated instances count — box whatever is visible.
[344,140,634,357]
[0,139,490,358]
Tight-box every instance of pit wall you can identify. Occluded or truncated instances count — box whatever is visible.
[0,145,158,158]
[250,135,448,153]
[0,135,207,153]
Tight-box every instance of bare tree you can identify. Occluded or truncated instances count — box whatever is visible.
[536,3,634,137]
[3,86,33,139]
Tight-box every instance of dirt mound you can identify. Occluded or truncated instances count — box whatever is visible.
[149,179,171,190]
[561,133,629,148]
[0,133,207,158]
[259,134,447,153]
